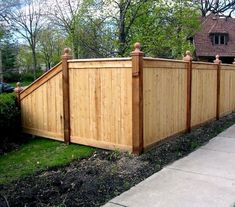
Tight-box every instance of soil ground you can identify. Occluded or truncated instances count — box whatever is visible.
[1,113,235,207]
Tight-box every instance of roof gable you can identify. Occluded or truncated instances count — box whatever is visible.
[194,14,235,57]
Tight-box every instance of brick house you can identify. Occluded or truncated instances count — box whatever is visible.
[194,14,235,63]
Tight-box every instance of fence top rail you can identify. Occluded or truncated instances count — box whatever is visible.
[20,61,62,100]
[21,61,62,91]
[144,57,185,64]
[68,57,131,63]
[221,63,235,67]
[192,61,215,65]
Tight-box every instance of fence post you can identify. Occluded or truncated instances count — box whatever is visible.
[183,51,193,133]
[62,48,72,144]
[214,54,221,120]
[131,42,144,155]
[14,82,23,108]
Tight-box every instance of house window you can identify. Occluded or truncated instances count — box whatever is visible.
[212,34,228,45]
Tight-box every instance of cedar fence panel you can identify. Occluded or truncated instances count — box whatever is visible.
[20,63,64,141]
[191,63,217,127]
[220,64,235,116]
[68,59,133,151]
[143,58,188,148]
[19,44,235,154]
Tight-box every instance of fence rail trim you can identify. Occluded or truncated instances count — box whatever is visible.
[144,57,185,63]
[68,57,131,62]
[20,62,62,100]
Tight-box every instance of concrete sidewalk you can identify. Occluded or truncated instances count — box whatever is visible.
[103,125,235,207]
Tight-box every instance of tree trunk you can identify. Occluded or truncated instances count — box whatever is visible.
[32,48,37,80]
[118,26,126,56]
[73,36,79,59]
[45,54,51,70]
[118,10,126,57]
[74,45,79,59]
[0,50,3,82]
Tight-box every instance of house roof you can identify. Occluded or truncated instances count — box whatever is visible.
[194,14,235,57]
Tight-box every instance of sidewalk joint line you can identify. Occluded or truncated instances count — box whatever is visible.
[109,201,128,207]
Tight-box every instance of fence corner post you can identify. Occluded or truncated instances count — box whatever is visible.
[131,42,144,155]
[183,51,192,133]
[62,48,72,144]
[214,54,221,120]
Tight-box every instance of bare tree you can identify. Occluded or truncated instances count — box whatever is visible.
[194,0,235,16]
[47,0,85,58]
[0,0,19,22]
[7,0,45,79]
[38,29,65,69]
[76,17,117,58]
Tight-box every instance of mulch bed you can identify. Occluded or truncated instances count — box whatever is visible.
[1,113,235,207]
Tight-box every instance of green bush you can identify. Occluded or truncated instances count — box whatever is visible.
[20,70,44,82]
[3,70,44,83]
[0,93,21,150]
[19,71,34,82]
[3,72,21,83]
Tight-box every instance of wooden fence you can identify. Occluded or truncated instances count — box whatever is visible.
[19,43,235,154]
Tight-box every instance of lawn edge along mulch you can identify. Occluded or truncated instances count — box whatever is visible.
[0,112,235,207]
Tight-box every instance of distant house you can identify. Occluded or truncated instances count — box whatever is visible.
[194,14,235,64]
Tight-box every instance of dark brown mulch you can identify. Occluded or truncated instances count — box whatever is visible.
[1,113,235,207]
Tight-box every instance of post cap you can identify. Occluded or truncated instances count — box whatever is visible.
[16,82,21,87]
[64,48,71,55]
[62,48,72,59]
[14,82,23,93]
[134,42,141,52]
[183,50,192,61]
[131,42,144,56]
[214,54,221,64]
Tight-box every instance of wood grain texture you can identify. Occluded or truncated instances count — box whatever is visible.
[143,59,188,147]
[69,60,132,151]
[68,59,132,69]
[220,65,235,116]
[21,72,64,140]
[216,63,221,120]
[131,49,144,155]
[62,54,72,143]
[186,60,192,132]
[191,63,217,126]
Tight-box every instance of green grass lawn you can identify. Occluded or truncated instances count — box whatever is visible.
[0,138,95,184]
